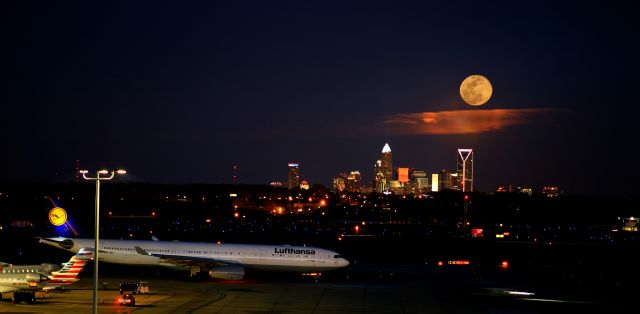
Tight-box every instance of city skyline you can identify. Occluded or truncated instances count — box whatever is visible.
[2,2,638,197]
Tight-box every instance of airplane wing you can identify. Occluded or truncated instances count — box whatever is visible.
[134,246,242,268]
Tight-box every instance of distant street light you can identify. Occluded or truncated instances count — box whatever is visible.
[81,169,126,314]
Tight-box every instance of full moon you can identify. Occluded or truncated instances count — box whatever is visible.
[460,75,493,106]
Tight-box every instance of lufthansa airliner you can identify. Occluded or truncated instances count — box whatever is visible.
[40,237,349,280]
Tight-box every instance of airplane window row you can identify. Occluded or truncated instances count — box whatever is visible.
[1,269,37,273]
[102,247,242,255]
[147,249,171,253]
[104,246,135,251]
[272,253,314,257]
[100,246,261,257]
[104,246,172,253]
[185,250,209,254]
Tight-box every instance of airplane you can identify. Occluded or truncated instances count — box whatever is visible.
[0,262,61,274]
[0,271,49,303]
[40,237,350,280]
[0,249,92,302]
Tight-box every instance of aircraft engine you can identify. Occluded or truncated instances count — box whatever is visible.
[208,266,245,280]
[25,273,48,283]
[41,263,61,273]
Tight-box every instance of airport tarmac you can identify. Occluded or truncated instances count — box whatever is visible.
[0,264,624,314]
[0,276,450,314]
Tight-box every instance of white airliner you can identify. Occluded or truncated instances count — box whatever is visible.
[0,249,92,300]
[40,237,349,280]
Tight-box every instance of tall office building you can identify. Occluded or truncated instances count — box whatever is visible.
[397,167,410,184]
[411,170,428,191]
[346,171,362,192]
[374,160,385,193]
[457,149,473,192]
[288,163,300,189]
[381,143,393,187]
[438,169,451,190]
[448,172,460,191]
[431,173,439,192]
[333,173,348,192]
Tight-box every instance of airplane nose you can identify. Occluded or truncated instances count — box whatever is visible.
[342,258,350,267]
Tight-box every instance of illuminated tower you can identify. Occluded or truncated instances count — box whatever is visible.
[457,149,473,192]
[333,173,348,193]
[232,164,238,184]
[75,159,80,182]
[411,170,428,191]
[374,160,385,193]
[397,167,409,184]
[346,171,362,192]
[288,163,300,190]
[380,143,393,189]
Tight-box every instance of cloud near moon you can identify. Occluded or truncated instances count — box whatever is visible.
[382,108,566,135]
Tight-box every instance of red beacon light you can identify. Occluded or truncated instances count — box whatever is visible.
[500,260,509,269]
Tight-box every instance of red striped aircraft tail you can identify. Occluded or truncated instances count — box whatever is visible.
[44,248,93,289]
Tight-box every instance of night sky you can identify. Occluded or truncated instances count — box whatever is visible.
[1,1,638,196]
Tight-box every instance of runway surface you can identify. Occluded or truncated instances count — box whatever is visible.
[0,260,629,314]
[1,276,447,314]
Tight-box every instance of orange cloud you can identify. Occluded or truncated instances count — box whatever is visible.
[382,108,565,135]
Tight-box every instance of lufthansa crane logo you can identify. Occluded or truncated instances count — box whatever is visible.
[49,207,68,226]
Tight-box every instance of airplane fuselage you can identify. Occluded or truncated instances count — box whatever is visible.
[41,237,350,273]
[0,273,48,293]
[0,263,60,274]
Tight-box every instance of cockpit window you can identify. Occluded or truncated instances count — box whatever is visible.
[334,255,342,259]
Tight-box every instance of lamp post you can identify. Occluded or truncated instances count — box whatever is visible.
[80,169,126,314]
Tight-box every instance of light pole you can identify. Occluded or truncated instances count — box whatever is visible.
[80,169,126,314]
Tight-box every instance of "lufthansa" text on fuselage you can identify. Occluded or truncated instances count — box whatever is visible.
[274,247,316,255]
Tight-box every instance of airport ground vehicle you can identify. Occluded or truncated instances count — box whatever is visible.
[12,290,36,304]
[137,281,149,293]
[119,281,149,294]
[117,293,136,306]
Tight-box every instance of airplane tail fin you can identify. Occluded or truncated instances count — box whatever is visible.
[45,248,93,288]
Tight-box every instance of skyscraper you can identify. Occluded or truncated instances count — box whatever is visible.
[333,173,348,193]
[346,171,362,192]
[374,160,385,193]
[397,167,409,184]
[438,169,451,190]
[411,170,428,191]
[381,143,393,188]
[431,173,439,192]
[288,163,300,189]
[457,149,473,192]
